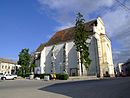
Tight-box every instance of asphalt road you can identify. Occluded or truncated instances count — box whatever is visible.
[0,77,130,98]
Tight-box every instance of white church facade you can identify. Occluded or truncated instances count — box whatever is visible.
[34,17,115,77]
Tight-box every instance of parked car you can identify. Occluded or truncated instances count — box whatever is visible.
[1,74,17,80]
[0,73,4,79]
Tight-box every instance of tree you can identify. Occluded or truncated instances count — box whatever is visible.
[30,51,36,74]
[18,48,31,77]
[74,12,91,75]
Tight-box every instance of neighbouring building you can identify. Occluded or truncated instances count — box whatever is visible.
[116,63,124,76]
[0,58,20,74]
[34,17,115,77]
[122,58,130,76]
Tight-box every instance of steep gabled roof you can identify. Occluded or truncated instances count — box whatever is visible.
[46,19,97,46]
[47,27,75,46]
[36,43,47,52]
[36,19,97,52]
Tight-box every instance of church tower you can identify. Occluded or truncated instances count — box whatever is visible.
[93,17,115,77]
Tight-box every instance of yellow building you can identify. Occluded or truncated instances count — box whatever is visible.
[0,58,18,74]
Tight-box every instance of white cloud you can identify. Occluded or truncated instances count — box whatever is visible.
[55,23,74,31]
[102,0,130,65]
[38,0,115,26]
[38,0,130,65]
[102,5,130,37]
[113,48,130,65]
[38,0,114,11]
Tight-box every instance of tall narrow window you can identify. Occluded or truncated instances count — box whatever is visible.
[51,45,56,73]
[63,43,67,73]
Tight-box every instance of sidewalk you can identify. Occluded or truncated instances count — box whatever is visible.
[16,75,101,82]
[68,76,99,81]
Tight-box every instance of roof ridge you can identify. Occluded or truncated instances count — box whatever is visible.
[36,18,98,52]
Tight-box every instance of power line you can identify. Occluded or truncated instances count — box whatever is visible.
[98,0,130,17]
[115,0,130,12]
[91,0,130,18]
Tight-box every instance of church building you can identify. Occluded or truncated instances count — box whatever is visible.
[34,17,115,77]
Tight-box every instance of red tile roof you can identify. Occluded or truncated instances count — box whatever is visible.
[47,19,97,46]
[36,19,97,52]
[36,43,47,52]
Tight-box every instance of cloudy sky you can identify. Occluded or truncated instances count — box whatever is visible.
[0,0,130,65]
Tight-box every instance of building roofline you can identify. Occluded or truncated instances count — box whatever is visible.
[0,58,17,64]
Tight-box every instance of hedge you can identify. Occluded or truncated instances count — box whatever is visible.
[34,74,51,79]
[56,74,69,80]
[34,73,69,80]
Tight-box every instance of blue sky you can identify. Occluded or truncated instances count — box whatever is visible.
[0,0,59,60]
[0,0,130,65]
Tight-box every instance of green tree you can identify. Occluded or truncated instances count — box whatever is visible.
[30,51,36,74]
[74,12,91,75]
[18,48,31,77]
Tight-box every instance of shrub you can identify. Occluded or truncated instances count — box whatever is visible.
[56,74,69,80]
[34,73,69,80]
[56,74,61,79]
[34,74,40,78]
[34,74,51,79]
[17,71,30,78]
[24,73,30,77]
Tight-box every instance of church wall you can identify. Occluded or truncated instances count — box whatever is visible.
[67,41,79,76]
[39,41,80,75]
[53,43,64,74]
[102,37,115,76]
[40,42,79,75]
[44,46,53,73]
[39,38,101,76]
[87,37,99,76]
[93,17,115,77]
[40,47,46,74]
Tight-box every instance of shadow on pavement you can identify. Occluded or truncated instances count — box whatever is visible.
[38,78,130,98]
[38,79,108,98]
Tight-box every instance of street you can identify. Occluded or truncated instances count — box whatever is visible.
[0,79,69,98]
[0,77,130,98]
